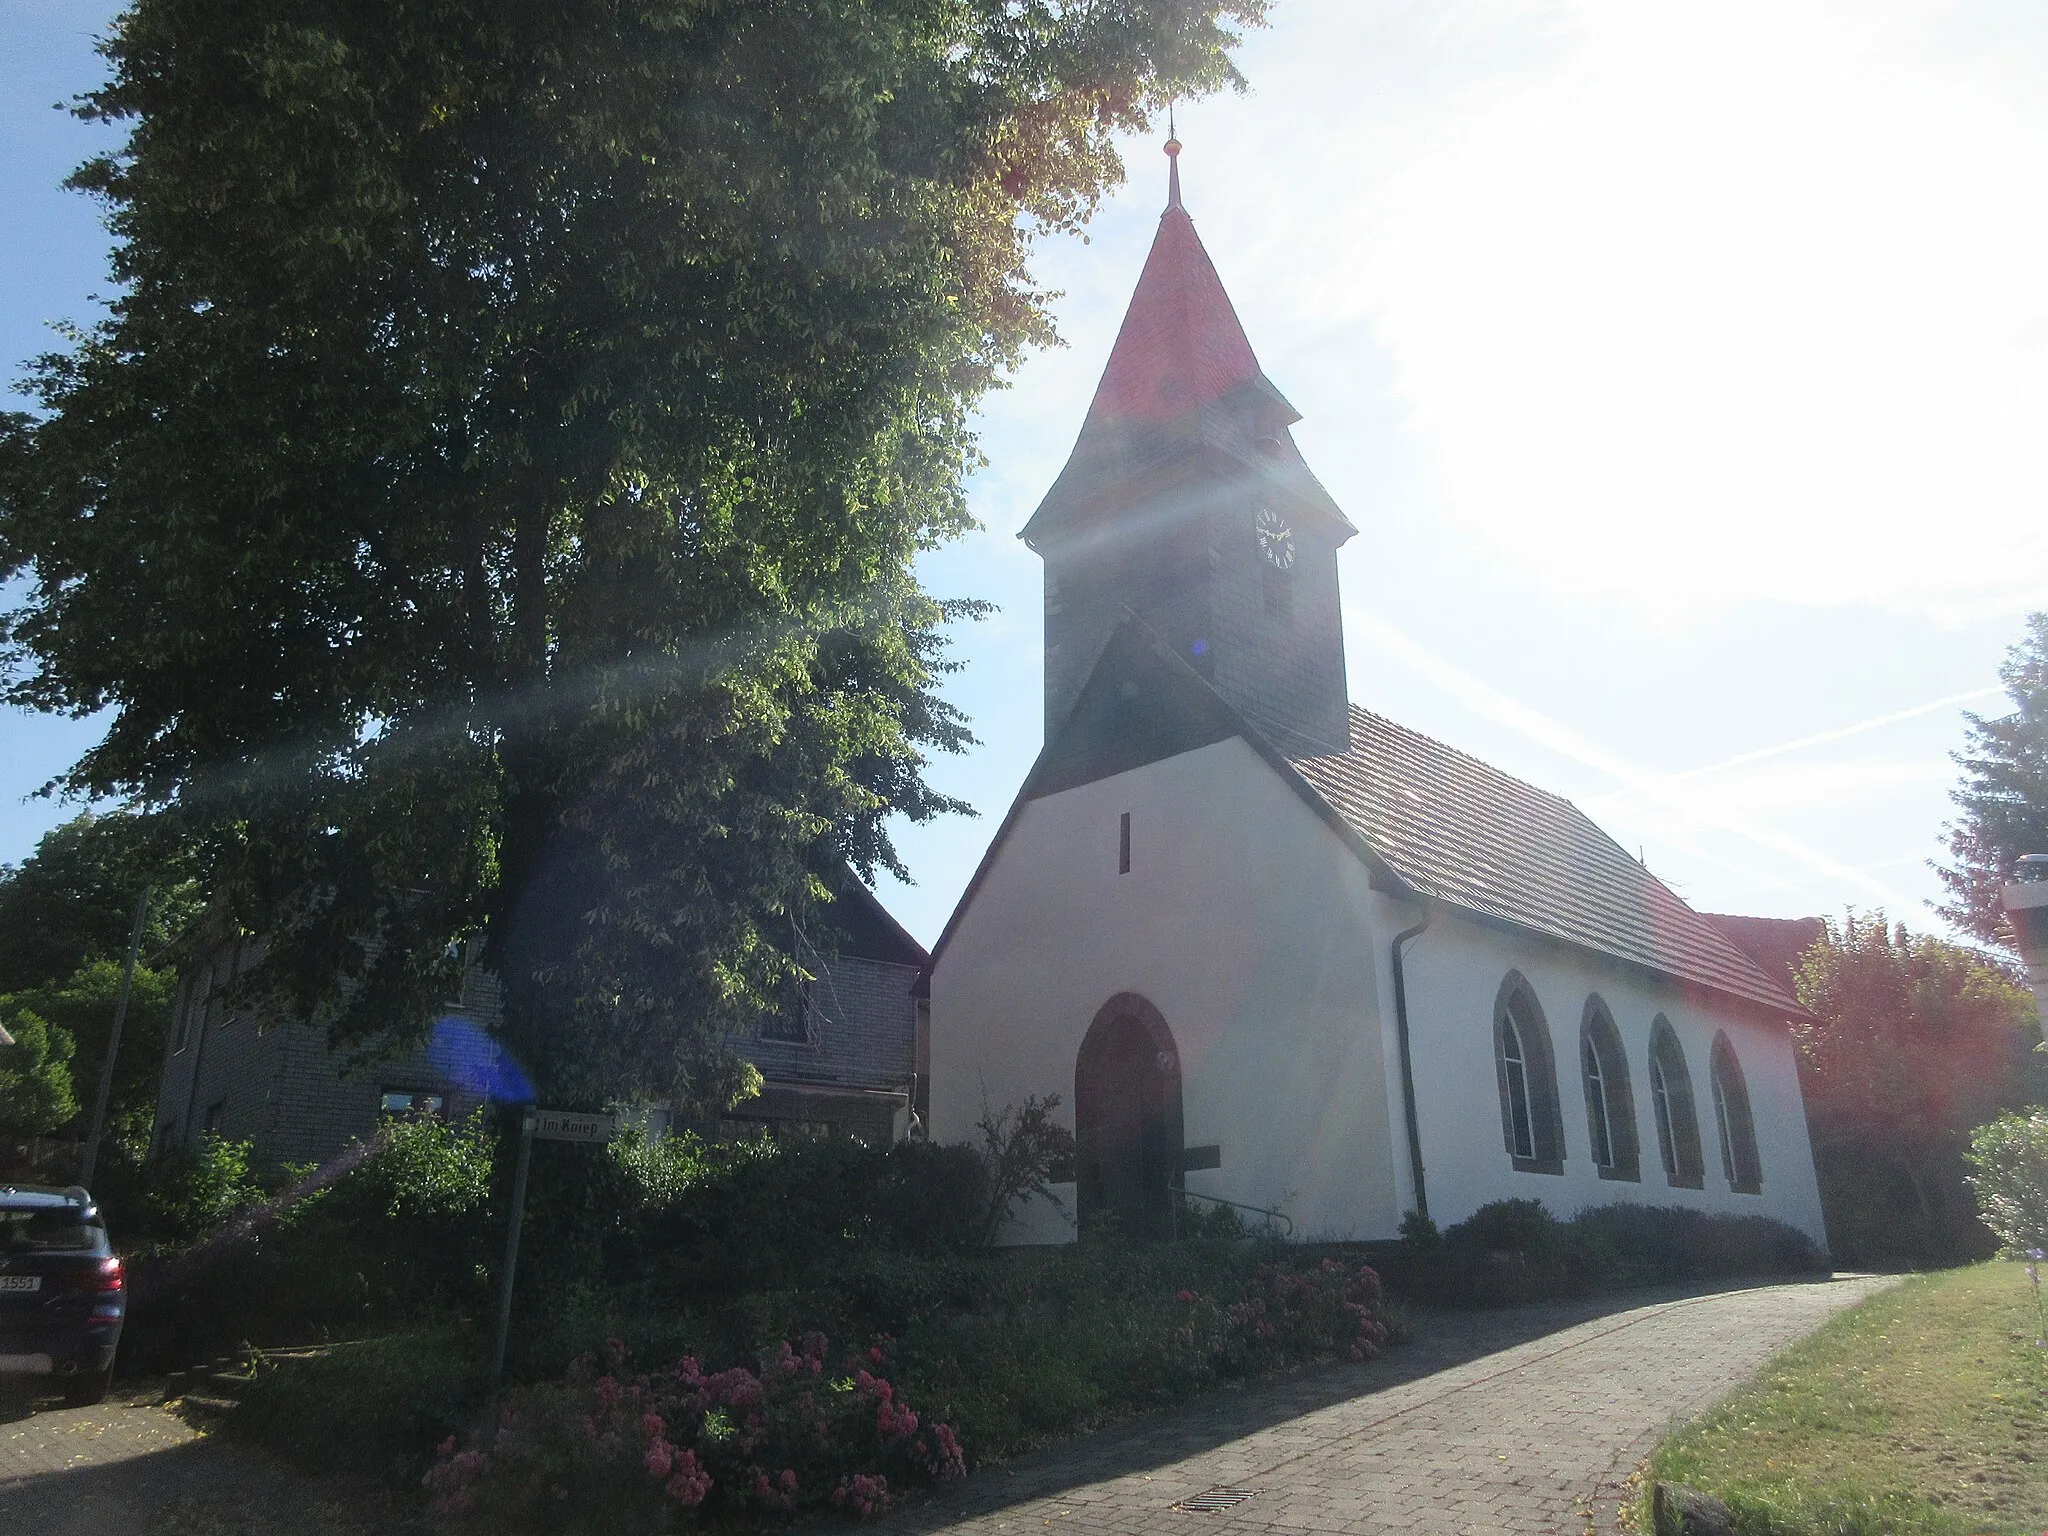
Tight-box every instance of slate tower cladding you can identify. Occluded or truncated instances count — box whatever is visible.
[1023,138,1357,758]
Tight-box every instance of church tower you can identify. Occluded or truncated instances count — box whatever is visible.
[1023,137,1356,758]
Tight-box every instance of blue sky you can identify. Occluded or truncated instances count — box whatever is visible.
[7,0,2047,948]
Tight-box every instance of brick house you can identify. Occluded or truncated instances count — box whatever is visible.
[151,880,927,1171]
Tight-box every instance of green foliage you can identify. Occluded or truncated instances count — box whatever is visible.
[226,1240,1393,1524]
[1793,913,2044,1266]
[0,0,1264,1113]
[0,958,176,1155]
[1392,1199,1826,1307]
[124,1114,499,1372]
[1940,611,2048,947]
[143,1131,264,1242]
[0,1005,79,1134]
[514,1130,986,1306]
[232,1328,490,1486]
[0,811,204,995]
[973,1092,1078,1244]
[1966,1108,2048,1255]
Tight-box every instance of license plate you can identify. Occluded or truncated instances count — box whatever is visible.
[0,1276,40,1293]
[0,1353,53,1373]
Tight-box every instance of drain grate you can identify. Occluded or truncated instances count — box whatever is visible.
[1174,1487,1259,1513]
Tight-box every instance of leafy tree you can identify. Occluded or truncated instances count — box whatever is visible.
[0,0,1262,1110]
[1939,611,2048,947]
[1966,1108,2048,1256]
[0,1005,80,1136]
[1793,912,2044,1264]
[1,959,177,1151]
[0,811,204,995]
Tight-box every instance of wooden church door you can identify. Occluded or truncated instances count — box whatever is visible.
[1074,994,1184,1241]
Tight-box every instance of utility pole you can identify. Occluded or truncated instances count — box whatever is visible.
[79,886,151,1190]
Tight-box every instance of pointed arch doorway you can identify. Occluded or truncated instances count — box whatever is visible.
[1074,994,1184,1242]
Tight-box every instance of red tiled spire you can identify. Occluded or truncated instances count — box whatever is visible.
[1083,139,1265,425]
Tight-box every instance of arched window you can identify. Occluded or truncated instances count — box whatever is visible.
[1494,975,1564,1174]
[1579,999,1639,1182]
[1647,1018,1705,1189]
[1710,1032,1763,1194]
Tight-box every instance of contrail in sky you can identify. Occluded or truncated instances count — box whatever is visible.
[1656,687,2000,783]
[1344,607,1920,912]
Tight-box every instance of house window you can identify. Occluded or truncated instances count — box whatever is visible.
[1494,976,1563,1173]
[1710,1033,1763,1193]
[1580,1001,1639,1181]
[203,1099,226,1136]
[1648,1019,1705,1189]
[1119,812,1132,874]
[760,979,813,1044]
[380,1090,445,1117]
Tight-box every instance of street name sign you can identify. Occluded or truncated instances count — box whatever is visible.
[532,1108,617,1143]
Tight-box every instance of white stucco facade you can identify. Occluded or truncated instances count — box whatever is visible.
[1393,904,1827,1243]
[930,738,1404,1242]
[930,735,1829,1250]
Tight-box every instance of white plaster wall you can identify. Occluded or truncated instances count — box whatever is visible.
[1391,906,1828,1249]
[930,738,1403,1242]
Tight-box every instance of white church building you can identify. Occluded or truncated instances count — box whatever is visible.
[921,141,1828,1250]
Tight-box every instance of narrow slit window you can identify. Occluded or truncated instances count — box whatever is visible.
[1118,812,1131,874]
[1650,1054,1677,1180]
[1501,1018,1535,1161]
[1583,1035,1613,1170]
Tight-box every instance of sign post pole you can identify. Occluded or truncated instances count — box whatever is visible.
[491,1107,537,1385]
[80,886,152,1190]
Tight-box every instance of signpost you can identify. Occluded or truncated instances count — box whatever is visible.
[491,1107,619,1382]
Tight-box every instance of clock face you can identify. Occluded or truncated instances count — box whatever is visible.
[1254,506,1296,570]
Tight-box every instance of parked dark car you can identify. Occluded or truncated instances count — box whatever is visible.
[0,1186,125,1406]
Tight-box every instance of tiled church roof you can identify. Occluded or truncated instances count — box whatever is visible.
[1019,148,1353,550]
[1085,199,1264,425]
[1292,708,1806,1016]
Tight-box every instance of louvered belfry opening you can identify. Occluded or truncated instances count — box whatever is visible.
[1075,993,1185,1242]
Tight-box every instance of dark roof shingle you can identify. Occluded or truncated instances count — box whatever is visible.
[1292,708,1803,1016]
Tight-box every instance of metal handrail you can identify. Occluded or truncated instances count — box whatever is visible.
[1175,1187,1294,1237]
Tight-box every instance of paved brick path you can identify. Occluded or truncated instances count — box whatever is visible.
[0,1382,383,1535]
[882,1275,1895,1536]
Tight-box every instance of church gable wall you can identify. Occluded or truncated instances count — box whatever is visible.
[1393,908,1827,1247]
[929,737,1402,1243]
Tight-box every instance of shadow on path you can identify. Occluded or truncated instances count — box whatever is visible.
[884,1274,1839,1531]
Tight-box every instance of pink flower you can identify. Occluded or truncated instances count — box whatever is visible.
[665,1450,712,1507]
[833,1472,892,1517]
[641,1411,666,1439]
[869,1346,885,1364]
[933,1422,967,1482]
[645,1438,674,1480]
[1175,1289,1197,1303]
[877,1398,920,1438]
[595,1375,621,1408]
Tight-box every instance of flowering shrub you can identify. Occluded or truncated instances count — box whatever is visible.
[424,1333,964,1530]
[1152,1258,1390,1389]
[1968,1109,2048,1255]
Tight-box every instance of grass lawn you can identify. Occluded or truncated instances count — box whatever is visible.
[1640,1262,2048,1535]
